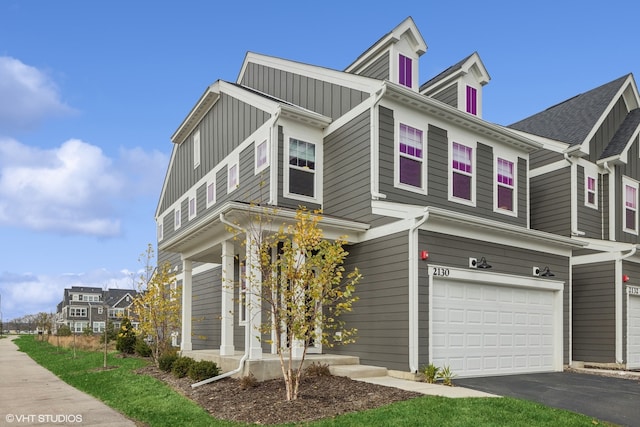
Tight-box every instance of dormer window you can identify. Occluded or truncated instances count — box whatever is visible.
[466,85,477,115]
[399,54,412,88]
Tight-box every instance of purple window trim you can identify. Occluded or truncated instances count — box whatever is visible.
[399,54,412,88]
[466,86,477,115]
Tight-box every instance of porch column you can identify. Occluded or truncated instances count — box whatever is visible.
[246,233,262,360]
[180,258,192,351]
[220,240,235,355]
[291,245,305,359]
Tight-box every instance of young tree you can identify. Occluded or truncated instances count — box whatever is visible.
[239,208,361,401]
[132,244,181,366]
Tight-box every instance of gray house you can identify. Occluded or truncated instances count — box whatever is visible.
[510,74,640,369]
[156,17,581,379]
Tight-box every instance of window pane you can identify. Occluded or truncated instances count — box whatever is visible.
[498,185,513,211]
[497,158,514,186]
[466,86,477,115]
[207,182,215,203]
[627,208,636,230]
[626,185,636,208]
[400,156,421,187]
[453,172,471,200]
[289,168,314,197]
[400,124,422,158]
[588,192,595,205]
[453,143,472,173]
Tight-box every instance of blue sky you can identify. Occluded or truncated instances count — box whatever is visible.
[0,0,638,322]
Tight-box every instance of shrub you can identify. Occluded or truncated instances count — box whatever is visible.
[239,373,257,390]
[187,360,221,382]
[56,325,71,336]
[158,352,179,372]
[420,363,440,384]
[116,318,137,354]
[135,338,152,357]
[438,365,456,386]
[305,362,331,377]
[82,325,94,336]
[172,356,196,378]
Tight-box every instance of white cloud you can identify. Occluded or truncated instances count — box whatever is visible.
[0,56,74,131]
[0,137,168,237]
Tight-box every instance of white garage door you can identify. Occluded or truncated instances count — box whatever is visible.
[432,279,557,378]
[628,294,640,370]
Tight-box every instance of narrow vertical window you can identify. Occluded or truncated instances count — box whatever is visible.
[188,196,197,220]
[452,142,473,201]
[466,86,477,115]
[157,221,163,241]
[625,181,638,233]
[193,129,201,169]
[399,123,423,188]
[228,163,239,193]
[206,181,216,208]
[586,175,597,208]
[399,54,412,88]
[174,207,181,230]
[288,138,316,198]
[496,158,514,211]
[255,139,268,172]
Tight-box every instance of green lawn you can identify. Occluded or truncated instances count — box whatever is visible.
[15,336,611,426]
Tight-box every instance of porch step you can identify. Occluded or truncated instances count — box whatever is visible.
[329,364,388,379]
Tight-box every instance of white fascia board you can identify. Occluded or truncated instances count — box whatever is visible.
[238,52,380,94]
[171,82,221,144]
[155,144,178,218]
[279,104,332,129]
[529,159,570,178]
[371,200,583,256]
[383,83,542,153]
[507,128,570,152]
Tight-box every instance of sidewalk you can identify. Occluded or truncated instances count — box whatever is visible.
[356,375,499,398]
[0,336,136,427]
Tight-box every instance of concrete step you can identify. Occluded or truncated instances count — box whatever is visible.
[329,364,388,379]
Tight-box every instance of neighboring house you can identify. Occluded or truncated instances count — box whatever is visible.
[56,286,138,333]
[156,17,583,379]
[510,74,640,369]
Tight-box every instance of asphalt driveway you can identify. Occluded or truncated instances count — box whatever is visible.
[456,371,640,426]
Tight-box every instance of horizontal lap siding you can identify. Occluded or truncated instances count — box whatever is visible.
[192,267,222,350]
[577,166,603,238]
[420,231,571,364]
[324,111,372,222]
[241,63,368,120]
[357,52,390,80]
[431,84,457,109]
[572,262,616,362]
[330,232,410,371]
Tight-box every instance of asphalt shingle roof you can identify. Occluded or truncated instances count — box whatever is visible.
[508,75,630,146]
[419,52,476,93]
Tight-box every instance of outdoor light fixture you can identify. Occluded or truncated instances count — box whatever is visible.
[421,250,429,261]
[469,257,492,269]
[623,274,630,283]
[539,266,555,277]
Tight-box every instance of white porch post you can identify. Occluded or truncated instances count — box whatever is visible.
[180,258,192,351]
[246,233,262,360]
[220,240,235,355]
[291,246,305,359]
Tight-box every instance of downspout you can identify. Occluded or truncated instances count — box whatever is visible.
[565,152,585,237]
[408,207,429,373]
[371,85,387,200]
[615,245,637,365]
[603,161,615,241]
[268,109,281,205]
[192,213,250,388]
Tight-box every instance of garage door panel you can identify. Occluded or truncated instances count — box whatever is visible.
[628,295,640,369]
[432,280,557,377]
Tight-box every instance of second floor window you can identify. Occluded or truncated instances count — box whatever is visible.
[288,138,316,198]
[174,207,181,230]
[586,175,597,208]
[228,163,239,193]
[188,196,197,221]
[624,179,638,234]
[452,142,473,201]
[206,181,216,208]
[496,158,515,212]
[69,307,87,317]
[256,139,268,172]
[398,123,423,189]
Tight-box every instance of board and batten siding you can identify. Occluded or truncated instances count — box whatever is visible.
[430,83,457,109]
[354,52,390,81]
[329,232,410,371]
[323,110,372,222]
[420,231,571,364]
[159,93,270,213]
[577,166,603,239]
[616,136,640,244]
[572,262,616,362]
[530,168,571,236]
[240,62,369,121]
[191,267,222,350]
[587,97,629,164]
[377,106,527,227]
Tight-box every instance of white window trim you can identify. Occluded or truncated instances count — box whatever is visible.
[206,180,216,209]
[623,176,638,235]
[255,139,269,174]
[448,139,477,207]
[394,120,427,195]
[157,219,163,241]
[584,172,598,210]
[174,206,182,230]
[227,159,239,194]
[493,154,518,217]
[188,192,197,221]
[284,136,322,204]
[193,129,201,169]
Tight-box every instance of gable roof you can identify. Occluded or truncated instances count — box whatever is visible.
[599,108,640,160]
[419,51,490,94]
[508,75,630,146]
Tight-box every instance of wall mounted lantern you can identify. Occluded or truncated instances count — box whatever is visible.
[469,257,492,269]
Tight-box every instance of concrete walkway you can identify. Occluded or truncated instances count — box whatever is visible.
[0,336,136,427]
[356,375,499,398]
